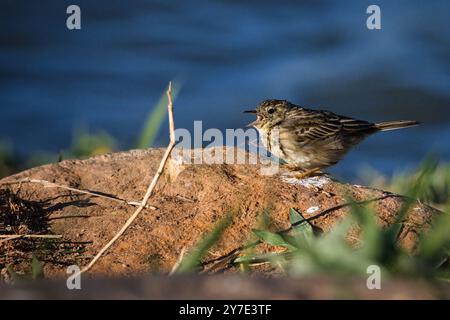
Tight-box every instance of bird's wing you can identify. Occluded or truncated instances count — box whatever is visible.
[282,108,374,148]
[337,115,375,132]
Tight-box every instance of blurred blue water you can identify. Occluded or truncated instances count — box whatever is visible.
[0,0,449,179]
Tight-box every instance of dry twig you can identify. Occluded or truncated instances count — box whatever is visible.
[75,82,177,276]
[9,178,156,210]
[0,234,62,244]
[169,246,186,275]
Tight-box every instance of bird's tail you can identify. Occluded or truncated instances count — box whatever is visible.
[374,120,420,132]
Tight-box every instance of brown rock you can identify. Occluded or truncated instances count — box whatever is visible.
[0,148,439,278]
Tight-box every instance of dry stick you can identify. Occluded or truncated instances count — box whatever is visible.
[13,178,156,210]
[76,82,176,276]
[0,234,62,244]
[0,234,62,238]
[169,246,186,275]
[0,235,21,244]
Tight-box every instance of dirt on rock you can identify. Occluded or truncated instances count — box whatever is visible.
[0,147,439,279]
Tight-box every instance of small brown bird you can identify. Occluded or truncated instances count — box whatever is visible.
[244,99,419,178]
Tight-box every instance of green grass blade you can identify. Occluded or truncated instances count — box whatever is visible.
[289,208,315,246]
[6,265,20,281]
[70,128,116,158]
[234,251,288,265]
[252,229,297,251]
[418,213,450,262]
[177,214,232,273]
[136,82,181,148]
[347,198,381,260]
[31,254,43,280]
[386,158,437,242]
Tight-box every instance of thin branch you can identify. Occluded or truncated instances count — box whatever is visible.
[76,82,176,276]
[0,235,21,244]
[0,234,62,244]
[0,234,62,239]
[169,246,186,275]
[11,178,156,210]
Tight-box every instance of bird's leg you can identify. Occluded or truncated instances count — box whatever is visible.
[281,163,322,178]
[281,163,306,171]
[294,167,322,179]
[293,167,334,197]
[282,165,332,196]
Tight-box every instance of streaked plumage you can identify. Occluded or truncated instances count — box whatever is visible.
[244,99,419,171]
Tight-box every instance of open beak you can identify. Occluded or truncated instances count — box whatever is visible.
[243,109,258,127]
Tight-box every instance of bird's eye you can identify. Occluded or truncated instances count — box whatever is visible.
[267,108,275,114]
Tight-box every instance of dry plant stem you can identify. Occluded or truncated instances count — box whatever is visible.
[12,178,156,210]
[76,82,176,276]
[169,246,186,275]
[0,234,62,244]
[0,234,62,238]
[0,235,21,244]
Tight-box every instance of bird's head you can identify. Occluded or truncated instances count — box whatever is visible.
[244,99,293,129]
